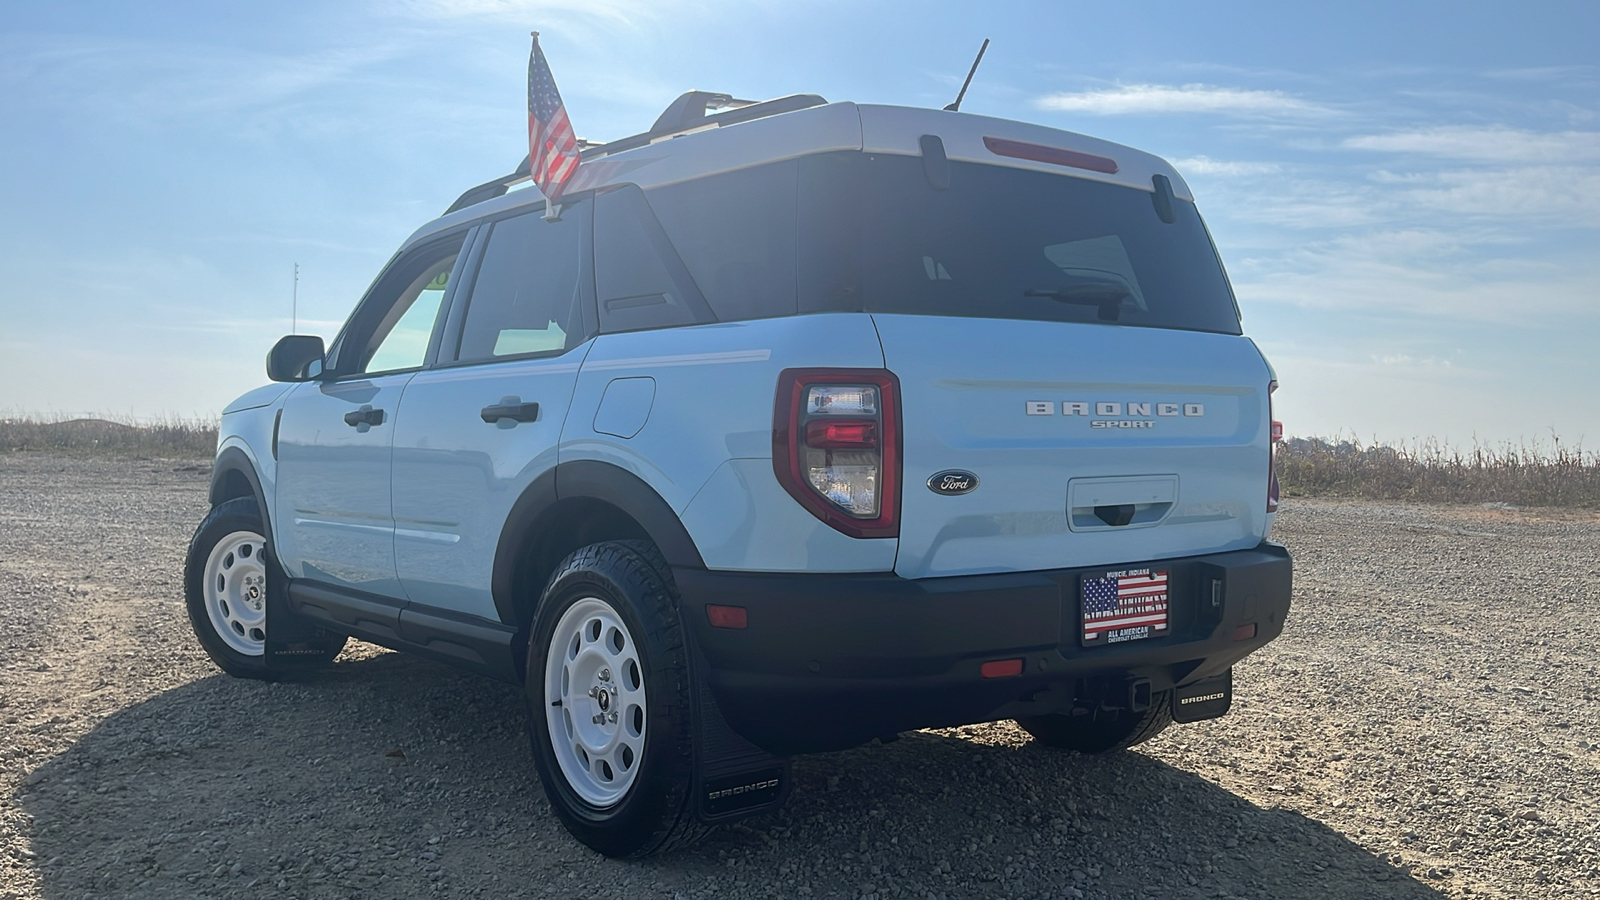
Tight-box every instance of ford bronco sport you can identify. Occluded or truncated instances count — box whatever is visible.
[185,91,1293,857]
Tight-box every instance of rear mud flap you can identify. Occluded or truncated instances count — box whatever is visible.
[688,647,791,825]
[1171,669,1233,723]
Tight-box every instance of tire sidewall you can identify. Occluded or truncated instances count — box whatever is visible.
[525,543,694,857]
[184,497,275,679]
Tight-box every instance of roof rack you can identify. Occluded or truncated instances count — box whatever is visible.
[443,91,828,215]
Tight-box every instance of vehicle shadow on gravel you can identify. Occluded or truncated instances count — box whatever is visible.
[16,649,1442,900]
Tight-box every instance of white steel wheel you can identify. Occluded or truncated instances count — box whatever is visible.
[202,529,268,657]
[544,596,648,807]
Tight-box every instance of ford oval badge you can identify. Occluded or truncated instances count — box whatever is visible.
[927,470,979,496]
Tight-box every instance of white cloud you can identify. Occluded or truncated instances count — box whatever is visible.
[1345,126,1600,163]
[1169,156,1283,177]
[1234,228,1600,324]
[1036,83,1326,117]
[1406,165,1600,225]
[1483,65,1597,82]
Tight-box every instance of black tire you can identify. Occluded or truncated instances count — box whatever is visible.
[525,540,707,858]
[1015,693,1174,754]
[183,497,345,680]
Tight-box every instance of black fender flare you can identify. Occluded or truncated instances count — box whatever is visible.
[490,459,706,627]
[210,446,273,544]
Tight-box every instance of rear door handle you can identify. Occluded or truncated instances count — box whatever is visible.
[343,406,385,427]
[481,400,540,423]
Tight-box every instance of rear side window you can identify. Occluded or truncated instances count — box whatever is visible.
[455,206,585,362]
[799,153,1243,334]
[645,161,798,322]
[593,184,715,333]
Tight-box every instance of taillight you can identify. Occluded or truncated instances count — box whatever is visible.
[773,369,900,538]
[1267,380,1281,513]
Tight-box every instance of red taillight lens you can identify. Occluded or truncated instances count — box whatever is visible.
[983,136,1119,174]
[774,369,900,539]
[805,419,878,448]
[1267,381,1281,513]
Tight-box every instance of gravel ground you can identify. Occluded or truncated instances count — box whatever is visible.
[1,454,1597,900]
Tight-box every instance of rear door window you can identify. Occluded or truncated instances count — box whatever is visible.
[454,204,588,363]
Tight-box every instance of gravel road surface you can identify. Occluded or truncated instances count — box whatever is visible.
[2,455,1597,899]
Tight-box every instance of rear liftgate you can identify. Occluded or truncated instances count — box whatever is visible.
[688,647,791,825]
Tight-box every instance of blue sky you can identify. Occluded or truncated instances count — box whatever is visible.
[1,1,1595,447]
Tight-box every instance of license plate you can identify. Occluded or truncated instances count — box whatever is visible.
[1081,567,1170,646]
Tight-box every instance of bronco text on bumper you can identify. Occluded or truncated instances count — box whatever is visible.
[185,88,1293,857]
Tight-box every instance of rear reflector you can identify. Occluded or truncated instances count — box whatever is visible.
[983,136,1118,174]
[1232,623,1258,641]
[706,605,748,629]
[980,658,1024,678]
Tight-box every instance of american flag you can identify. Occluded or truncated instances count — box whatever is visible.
[1082,569,1169,643]
[526,33,580,203]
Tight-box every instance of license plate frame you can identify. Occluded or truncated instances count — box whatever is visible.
[1080,566,1171,647]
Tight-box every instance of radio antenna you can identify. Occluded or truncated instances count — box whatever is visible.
[943,38,990,112]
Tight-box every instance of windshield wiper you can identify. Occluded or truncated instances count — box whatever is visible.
[1023,284,1130,321]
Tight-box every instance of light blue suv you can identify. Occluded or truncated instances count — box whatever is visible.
[185,91,1293,857]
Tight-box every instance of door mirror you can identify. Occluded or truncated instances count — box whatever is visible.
[266,335,326,382]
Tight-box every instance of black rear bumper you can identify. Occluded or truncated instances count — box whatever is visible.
[674,542,1291,753]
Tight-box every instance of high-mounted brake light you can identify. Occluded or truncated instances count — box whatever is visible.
[983,136,1119,174]
[774,369,900,539]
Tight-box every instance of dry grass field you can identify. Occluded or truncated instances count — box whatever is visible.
[5,416,1598,510]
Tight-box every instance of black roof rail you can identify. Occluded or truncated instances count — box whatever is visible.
[443,91,828,216]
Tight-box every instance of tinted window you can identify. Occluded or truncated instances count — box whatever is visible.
[456,208,584,362]
[809,154,1241,334]
[645,161,798,321]
[594,185,712,333]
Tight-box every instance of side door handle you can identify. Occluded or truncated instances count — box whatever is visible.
[343,406,385,427]
[481,399,540,424]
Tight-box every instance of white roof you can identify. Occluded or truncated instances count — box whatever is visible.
[401,101,1193,252]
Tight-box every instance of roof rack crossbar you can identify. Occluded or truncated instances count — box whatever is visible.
[443,91,828,215]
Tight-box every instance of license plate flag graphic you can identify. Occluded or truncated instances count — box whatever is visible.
[1082,569,1169,645]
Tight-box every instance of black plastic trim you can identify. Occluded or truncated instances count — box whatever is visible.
[399,603,519,683]
[285,581,519,683]
[490,468,560,626]
[488,461,707,629]
[674,543,1291,753]
[209,447,268,513]
[556,461,705,569]
[288,581,404,642]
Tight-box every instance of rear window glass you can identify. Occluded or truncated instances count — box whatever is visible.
[812,154,1241,334]
[623,151,1240,334]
